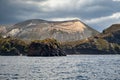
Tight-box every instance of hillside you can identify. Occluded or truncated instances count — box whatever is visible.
[6,19,99,42]
[103,24,120,34]
[62,24,120,54]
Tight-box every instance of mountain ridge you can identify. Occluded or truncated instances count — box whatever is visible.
[103,24,120,34]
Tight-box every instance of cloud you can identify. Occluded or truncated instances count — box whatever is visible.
[40,0,94,12]
[113,0,120,2]
[85,12,120,32]
[0,0,120,31]
[85,12,120,24]
[48,17,79,21]
[0,0,45,24]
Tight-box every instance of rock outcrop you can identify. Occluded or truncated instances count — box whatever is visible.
[27,38,66,56]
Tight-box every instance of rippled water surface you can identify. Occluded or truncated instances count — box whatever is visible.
[0,55,120,80]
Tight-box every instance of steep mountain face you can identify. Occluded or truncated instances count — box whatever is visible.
[62,23,120,54]
[7,19,99,42]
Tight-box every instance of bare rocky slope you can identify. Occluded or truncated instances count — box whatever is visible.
[7,19,99,42]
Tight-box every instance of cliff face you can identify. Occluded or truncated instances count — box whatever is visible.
[28,38,66,56]
[7,19,99,42]
[62,24,120,54]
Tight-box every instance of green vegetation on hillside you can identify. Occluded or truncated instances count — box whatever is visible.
[0,36,28,56]
[0,35,66,56]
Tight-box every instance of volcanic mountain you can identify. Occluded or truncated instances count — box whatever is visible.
[7,19,99,42]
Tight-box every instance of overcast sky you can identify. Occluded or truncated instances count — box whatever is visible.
[0,0,120,32]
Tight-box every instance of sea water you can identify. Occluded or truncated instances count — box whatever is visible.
[0,55,120,80]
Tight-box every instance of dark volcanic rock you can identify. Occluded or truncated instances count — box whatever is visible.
[27,38,66,56]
